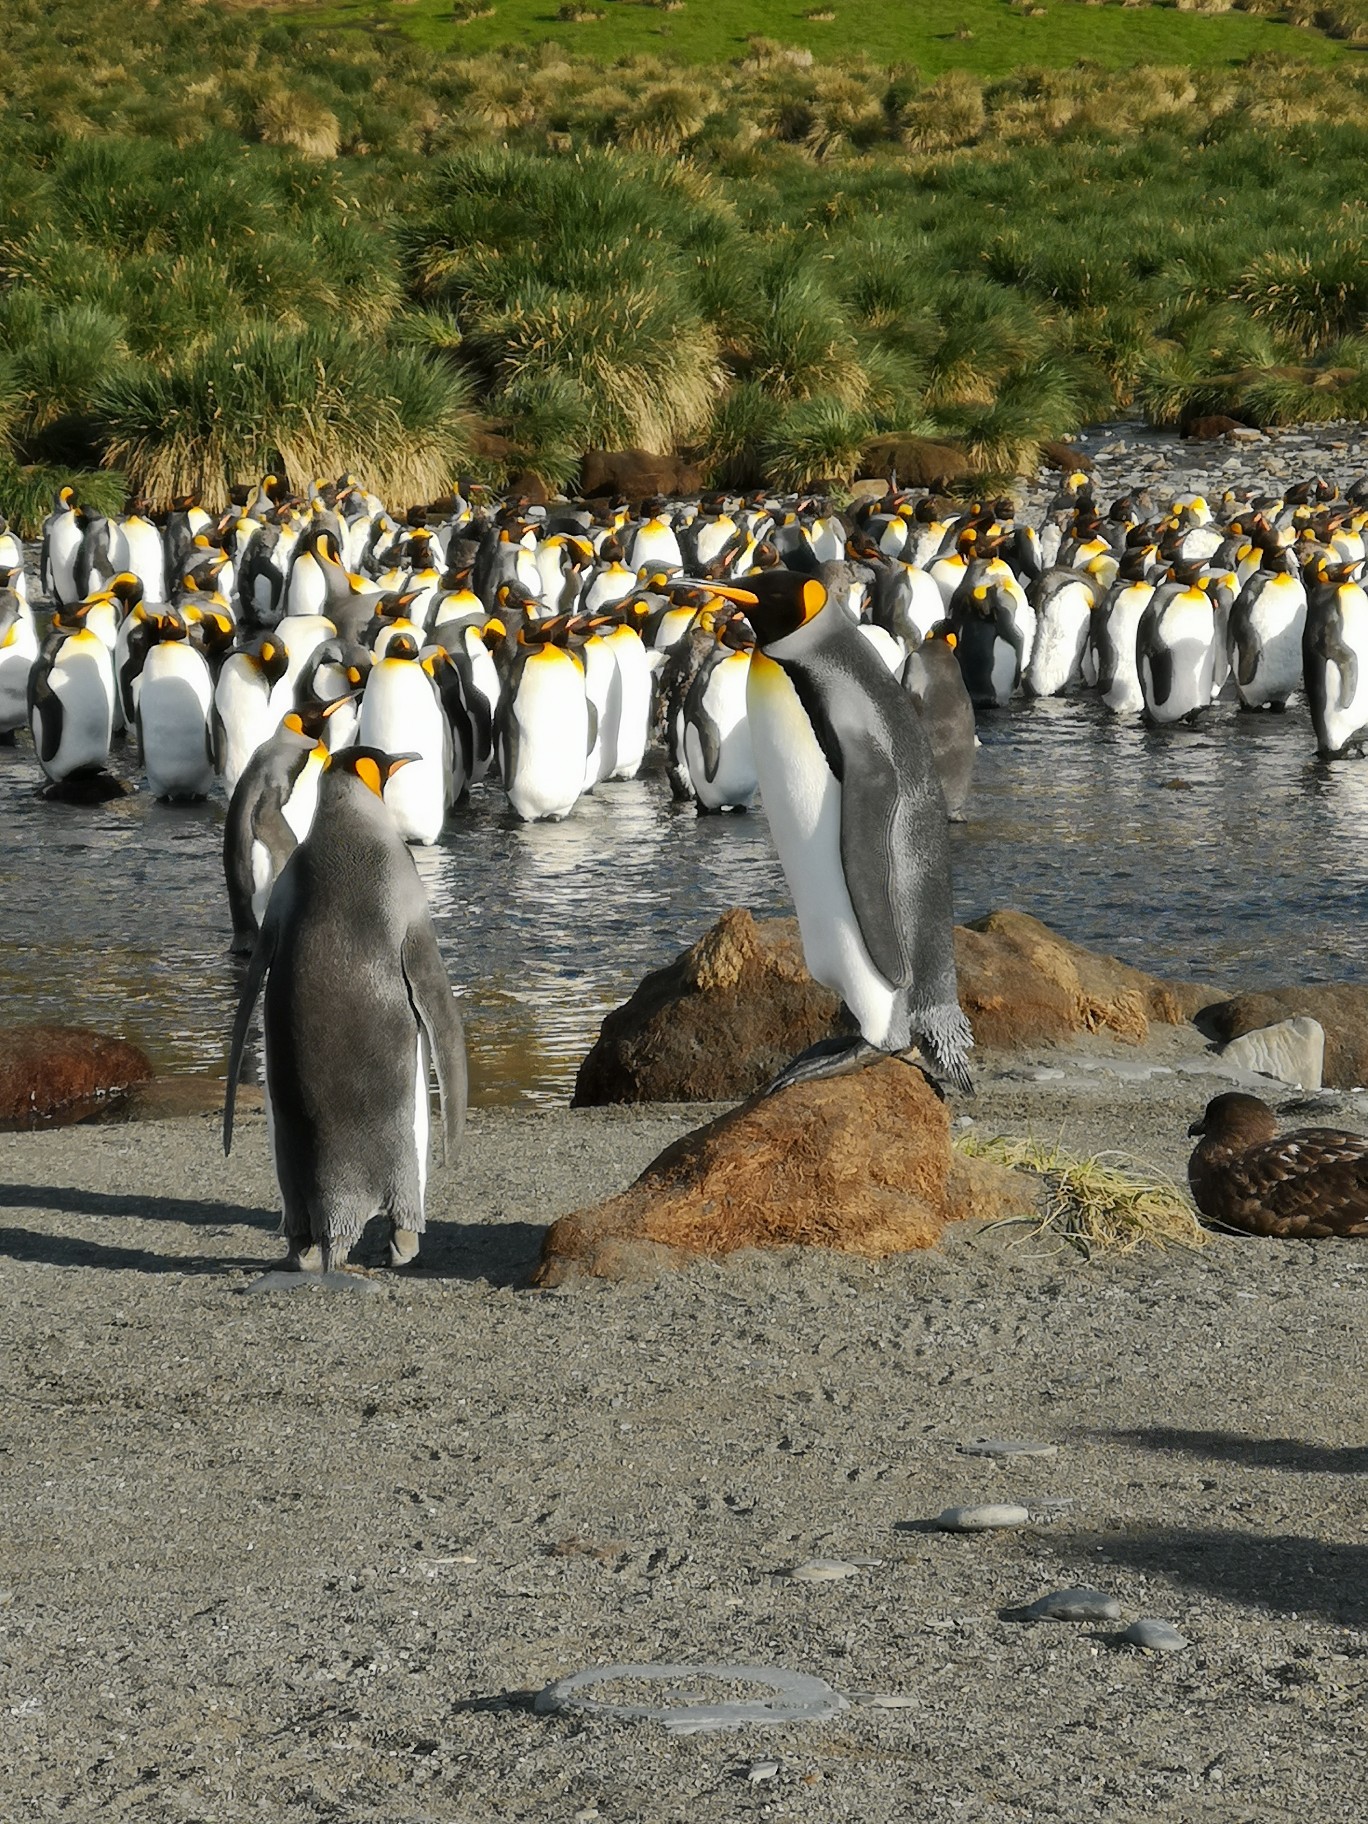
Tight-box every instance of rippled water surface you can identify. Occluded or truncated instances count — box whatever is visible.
[4,696,1367,1106]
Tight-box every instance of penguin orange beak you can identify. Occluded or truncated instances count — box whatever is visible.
[695,582,760,607]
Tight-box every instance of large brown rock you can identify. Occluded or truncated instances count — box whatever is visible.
[1197,988,1368,1091]
[859,435,972,490]
[0,1026,154,1125]
[539,1059,1032,1284]
[574,905,1220,1106]
[572,908,846,1106]
[580,449,703,501]
[954,909,1219,1050]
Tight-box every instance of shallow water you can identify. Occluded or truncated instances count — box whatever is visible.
[3,695,1366,1106]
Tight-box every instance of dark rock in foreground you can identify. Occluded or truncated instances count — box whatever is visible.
[574,905,1219,1106]
[539,1057,1032,1286]
[0,1026,154,1125]
[1198,987,1368,1091]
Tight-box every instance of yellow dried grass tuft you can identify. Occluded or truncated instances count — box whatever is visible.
[955,1133,1207,1255]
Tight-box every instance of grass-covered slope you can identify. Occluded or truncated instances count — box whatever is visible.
[0,0,1366,522]
[290,0,1354,69]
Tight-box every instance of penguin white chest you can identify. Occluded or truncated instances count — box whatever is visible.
[358,663,449,845]
[140,643,215,800]
[747,653,897,1046]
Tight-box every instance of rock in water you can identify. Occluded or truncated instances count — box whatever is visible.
[539,1058,1032,1285]
[0,1025,154,1124]
[572,908,846,1105]
[573,904,1216,1105]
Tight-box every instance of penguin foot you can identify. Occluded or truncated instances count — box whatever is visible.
[390,1227,421,1267]
[764,1036,880,1097]
[287,1243,324,1272]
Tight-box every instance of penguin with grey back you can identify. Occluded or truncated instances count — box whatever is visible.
[901,622,976,821]
[706,569,973,1096]
[224,747,467,1272]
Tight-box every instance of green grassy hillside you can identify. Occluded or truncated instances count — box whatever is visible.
[295,0,1353,69]
[0,0,1366,520]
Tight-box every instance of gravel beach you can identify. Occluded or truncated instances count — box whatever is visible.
[3,1037,1365,1824]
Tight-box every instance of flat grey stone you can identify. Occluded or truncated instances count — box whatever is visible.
[935,1503,1031,1531]
[245,1269,377,1295]
[1219,1017,1324,1091]
[533,1663,848,1734]
[1122,1618,1189,1653]
[786,1559,862,1583]
[1017,1586,1122,1622]
[958,1439,1058,1460]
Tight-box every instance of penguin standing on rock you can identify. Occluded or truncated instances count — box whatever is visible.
[706,570,973,1096]
[225,747,467,1274]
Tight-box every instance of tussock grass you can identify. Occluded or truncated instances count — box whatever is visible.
[955,1133,1207,1255]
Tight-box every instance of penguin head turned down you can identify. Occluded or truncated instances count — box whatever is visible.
[700,571,826,648]
[327,746,417,799]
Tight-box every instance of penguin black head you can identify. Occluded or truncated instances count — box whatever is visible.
[251,634,289,687]
[383,632,421,663]
[328,746,418,798]
[924,619,958,650]
[701,569,826,647]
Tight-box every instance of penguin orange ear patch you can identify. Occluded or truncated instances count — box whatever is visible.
[801,578,825,620]
[283,712,305,735]
[355,755,384,797]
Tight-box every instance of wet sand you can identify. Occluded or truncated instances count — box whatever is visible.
[2,1038,1366,1823]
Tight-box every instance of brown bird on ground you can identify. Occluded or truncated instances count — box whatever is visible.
[1187,1093,1368,1238]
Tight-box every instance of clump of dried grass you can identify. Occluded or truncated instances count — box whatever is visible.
[955,1133,1207,1254]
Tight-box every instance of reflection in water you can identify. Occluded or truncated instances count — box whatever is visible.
[4,697,1368,1105]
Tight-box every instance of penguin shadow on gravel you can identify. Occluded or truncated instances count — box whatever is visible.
[325,1208,545,1289]
[0,1181,275,1275]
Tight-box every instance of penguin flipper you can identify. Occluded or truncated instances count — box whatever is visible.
[1232,615,1260,689]
[1147,642,1173,708]
[401,926,467,1166]
[584,693,599,761]
[28,667,63,766]
[686,691,723,783]
[224,914,278,1155]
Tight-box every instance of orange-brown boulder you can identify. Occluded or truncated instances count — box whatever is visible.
[572,908,847,1105]
[1197,987,1368,1092]
[859,435,971,491]
[954,909,1219,1050]
[0,1026,154,1125]
[538,1059,1032,1284]
[580,449,703,501]
[573,906,1221,1105]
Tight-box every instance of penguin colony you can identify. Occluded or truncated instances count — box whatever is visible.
[8,467,1368,1264]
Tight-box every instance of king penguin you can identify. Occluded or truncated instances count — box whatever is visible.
[901,623,977,822]
[1303,561,1368,759]
[707,570,973,1094]
[224,747,467,1273]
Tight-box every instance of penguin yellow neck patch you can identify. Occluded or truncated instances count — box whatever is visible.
[354,755,384,797]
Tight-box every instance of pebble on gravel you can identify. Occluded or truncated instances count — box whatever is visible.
[786,1559,862,1582]
[1015,1587,1122,1622]
[934,1503,1031,1531]
[244,1269,378,1295]
[1122,1618,1189,1653]
[958,1439,1059,1460]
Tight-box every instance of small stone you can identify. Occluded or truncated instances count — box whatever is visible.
[855,1692,919,1709]
[245,1270,377,1296]
[1018,1586,1121,1622]
[958,1439,1058,1460]
[787,1558,861,1582]
[1219,1016,1325,1090]
[935,1503,1031,1531]
[1122,1618,1188,1653]
[745,1760,780,1785]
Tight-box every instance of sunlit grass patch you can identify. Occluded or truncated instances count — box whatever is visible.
[955,1133,1207,1254]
